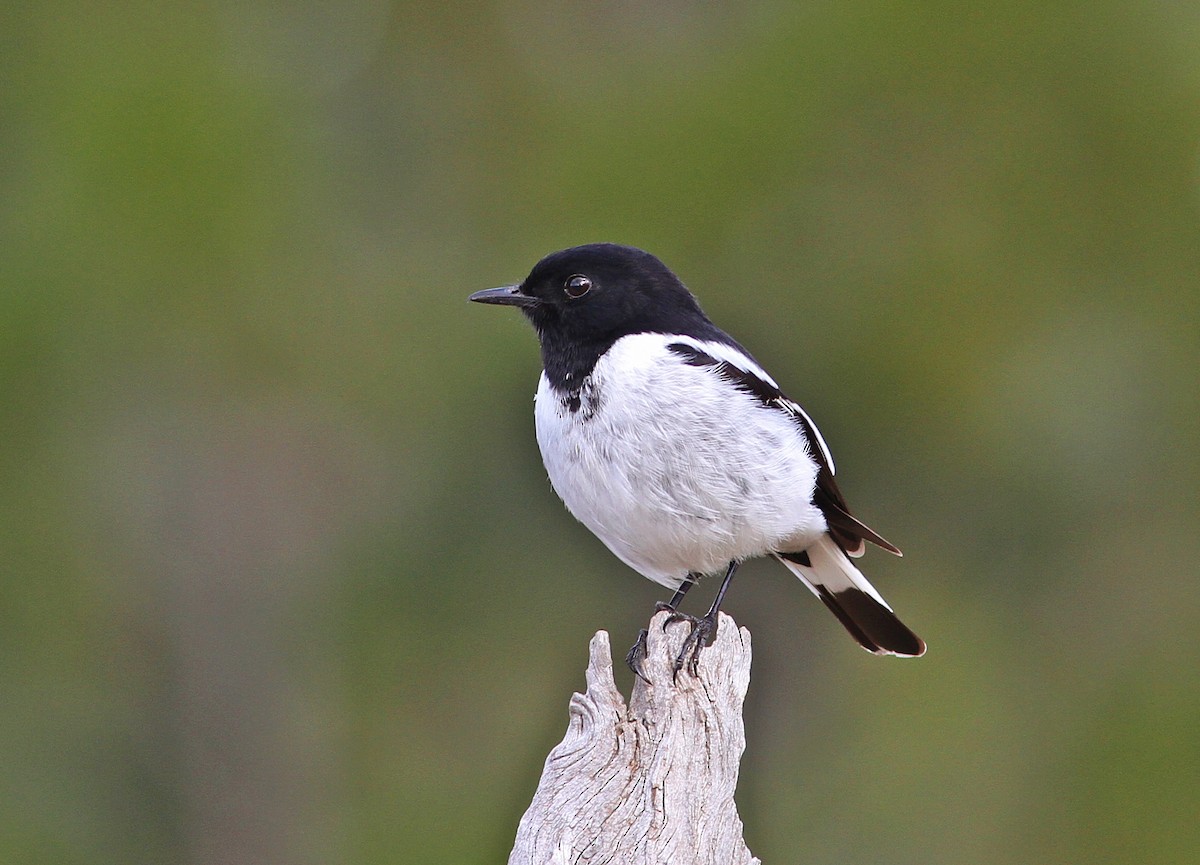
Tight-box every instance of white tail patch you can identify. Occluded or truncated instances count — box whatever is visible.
[788,535,890,606]
[774,535,925,658]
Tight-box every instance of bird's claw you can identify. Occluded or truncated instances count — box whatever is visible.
[663,610,718,679]
[624,629,651,683]
[626,600,687,684]
[653,600,677,618]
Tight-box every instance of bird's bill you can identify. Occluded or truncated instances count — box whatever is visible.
[467,285,540,308]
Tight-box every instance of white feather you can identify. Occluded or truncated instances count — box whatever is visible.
[658,335,836,474]
[534,332,827,589]
[779,534,891,609]
[663,335,779,386]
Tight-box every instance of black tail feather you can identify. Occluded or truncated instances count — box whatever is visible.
[813,585,925,657]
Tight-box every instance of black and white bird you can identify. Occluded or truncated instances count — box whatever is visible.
[469,243,925,676]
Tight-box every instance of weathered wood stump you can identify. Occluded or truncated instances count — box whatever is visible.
[508,610,760,865]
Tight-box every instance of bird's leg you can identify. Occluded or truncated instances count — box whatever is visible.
[625,578,698,680]
[657,580,695,616]
[669,561,740,678]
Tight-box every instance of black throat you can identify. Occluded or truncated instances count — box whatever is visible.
[535,315,746,397]
[537,327,617,395]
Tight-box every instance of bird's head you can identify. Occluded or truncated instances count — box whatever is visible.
[469,243,709,346]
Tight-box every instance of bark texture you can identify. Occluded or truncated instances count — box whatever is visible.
[508,611,760,865]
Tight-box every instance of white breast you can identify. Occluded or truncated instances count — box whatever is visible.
[533,333,827,588]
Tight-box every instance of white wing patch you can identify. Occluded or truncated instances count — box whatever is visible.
[781,398,836,476]
[668,335,837,475]
[666,335,779,388]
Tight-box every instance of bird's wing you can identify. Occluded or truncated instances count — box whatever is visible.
[666,339,901,558]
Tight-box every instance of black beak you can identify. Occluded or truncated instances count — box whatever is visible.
[467,285,540,308]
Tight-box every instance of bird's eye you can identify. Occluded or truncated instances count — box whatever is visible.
[564,274,592,299]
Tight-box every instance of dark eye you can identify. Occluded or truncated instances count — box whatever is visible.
[564,274,592,299]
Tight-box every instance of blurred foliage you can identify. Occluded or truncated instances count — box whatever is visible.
[3,1,1199,863]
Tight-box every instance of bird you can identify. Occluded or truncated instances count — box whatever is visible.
[469,243,925,677]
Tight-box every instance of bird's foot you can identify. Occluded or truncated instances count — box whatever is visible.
[663,609,718,679]
[624,629,651,683]
[625,600,688,683]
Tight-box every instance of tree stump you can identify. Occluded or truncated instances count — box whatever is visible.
[508,610,760,865]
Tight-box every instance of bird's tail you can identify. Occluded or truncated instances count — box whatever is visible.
[774,535,926,657]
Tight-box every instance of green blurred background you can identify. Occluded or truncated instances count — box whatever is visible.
[4,1,1199,863]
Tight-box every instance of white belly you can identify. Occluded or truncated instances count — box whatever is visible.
[534,333,826,588]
